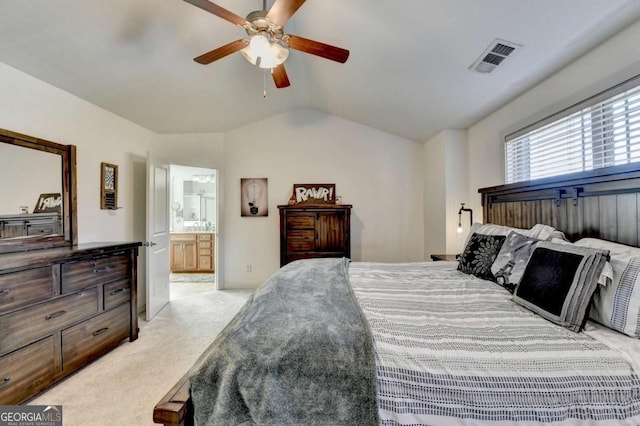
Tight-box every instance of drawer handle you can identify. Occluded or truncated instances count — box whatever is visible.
[92,327,109,337]
[93,266,112,274]
[110,288,126,296]
[0,289,9,298]
[45,310,67,320]
[0,377,10,387]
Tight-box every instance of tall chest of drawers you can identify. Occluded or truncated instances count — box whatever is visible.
[0,242,140,404]
[278,205,352,267]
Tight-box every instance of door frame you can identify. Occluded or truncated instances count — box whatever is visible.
[167,163,221,291]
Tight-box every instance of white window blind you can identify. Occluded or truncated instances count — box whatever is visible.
[505,77,640,184]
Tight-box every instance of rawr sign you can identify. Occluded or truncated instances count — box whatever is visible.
[293,184,336,205]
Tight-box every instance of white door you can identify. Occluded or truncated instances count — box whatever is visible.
[145,153,170,321]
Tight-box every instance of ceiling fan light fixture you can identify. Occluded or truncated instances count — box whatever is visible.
[249,32,271,58]
[257,52,278,69]
[240,46,258,65]
[242,40,289,69]
[271,42,289,64]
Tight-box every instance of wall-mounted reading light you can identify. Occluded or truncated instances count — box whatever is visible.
[456,203,473,234]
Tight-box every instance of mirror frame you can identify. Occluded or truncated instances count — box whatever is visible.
[0,127,77,253]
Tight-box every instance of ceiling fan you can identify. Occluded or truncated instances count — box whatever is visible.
[184,0,349,89]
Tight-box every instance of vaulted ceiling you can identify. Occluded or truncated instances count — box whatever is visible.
[1,1,639,142]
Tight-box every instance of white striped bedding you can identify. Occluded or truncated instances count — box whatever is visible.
[348,261,640,425]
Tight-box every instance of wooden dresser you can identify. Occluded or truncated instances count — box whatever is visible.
[0,242,140,404]
[278,205,352,266]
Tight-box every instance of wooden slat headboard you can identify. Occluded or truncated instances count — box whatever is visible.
[478,164,640,246]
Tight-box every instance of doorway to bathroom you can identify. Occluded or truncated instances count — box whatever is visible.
[168,164,218,299]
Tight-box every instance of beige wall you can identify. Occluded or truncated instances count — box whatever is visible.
[146,115,425,289]
[423,130,469,256]
[222,109,425,288]
[465,20,640,216]
[0,61,155,311]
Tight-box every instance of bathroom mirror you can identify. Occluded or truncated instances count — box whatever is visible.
[0,128,77,253]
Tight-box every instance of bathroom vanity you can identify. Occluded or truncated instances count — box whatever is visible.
[169,232,215,273]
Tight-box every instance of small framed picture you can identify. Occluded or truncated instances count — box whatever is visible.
[241,178,268,217]
[100,162,118,210]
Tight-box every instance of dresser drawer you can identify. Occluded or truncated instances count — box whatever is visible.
[287,215,315,229]
[104,279,131,310]
[287,239,315,252]
[0,288,99,355]
[199,241,212,249]
[0,336,56,405]
[27,222,58,236]
[62,303,130,372]
[198,234,212,241]
[0,266,55,313]
[287,229,314,240]
[61,253,129,294]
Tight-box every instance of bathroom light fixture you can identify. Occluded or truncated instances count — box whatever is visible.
[192,174,216,183]
[457,203,473,234]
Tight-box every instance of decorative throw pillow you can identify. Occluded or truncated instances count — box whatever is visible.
[458,233,506,281]
[551,238,613,286]
[512,242,609,332]
[490,231,540,293]
[463,223,562,248]
[575,238,640,338]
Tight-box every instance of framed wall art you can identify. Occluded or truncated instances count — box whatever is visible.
[241,178,268,217]
[100,162,118,210]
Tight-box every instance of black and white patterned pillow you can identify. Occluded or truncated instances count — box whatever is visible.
[457,233,506,281]
[512,242,609,332]
[490,231,540,293]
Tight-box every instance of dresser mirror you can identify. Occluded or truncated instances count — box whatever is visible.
[0,128,77,253]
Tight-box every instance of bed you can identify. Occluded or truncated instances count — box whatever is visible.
[153,166,640,425]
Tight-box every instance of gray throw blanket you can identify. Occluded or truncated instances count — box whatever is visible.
[189,258,379,426]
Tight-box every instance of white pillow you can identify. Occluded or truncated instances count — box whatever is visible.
[528,224,565,241]
[575,238,640,338]
[464,222,561,248]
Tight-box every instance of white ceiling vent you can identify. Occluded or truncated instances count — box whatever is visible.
[469,39,521,74]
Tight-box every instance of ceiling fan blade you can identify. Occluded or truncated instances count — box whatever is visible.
[272,64,291,88]
[285,35,349,63]
[194,39,247,64]
[267,0,305,27]
[183,0,246,26]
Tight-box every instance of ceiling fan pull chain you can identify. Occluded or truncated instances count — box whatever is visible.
[263,69,267,98]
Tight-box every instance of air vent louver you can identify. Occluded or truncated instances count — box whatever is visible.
[470,39,520,74]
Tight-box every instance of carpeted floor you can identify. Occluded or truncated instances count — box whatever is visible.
[170,279,217,300]
[29,286,251,426]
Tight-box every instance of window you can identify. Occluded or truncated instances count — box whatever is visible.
[505,76,640,184]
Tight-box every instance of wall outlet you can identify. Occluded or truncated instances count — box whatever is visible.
[246,264,252,273]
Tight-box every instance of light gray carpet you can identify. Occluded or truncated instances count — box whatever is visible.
[29,288,252,426]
